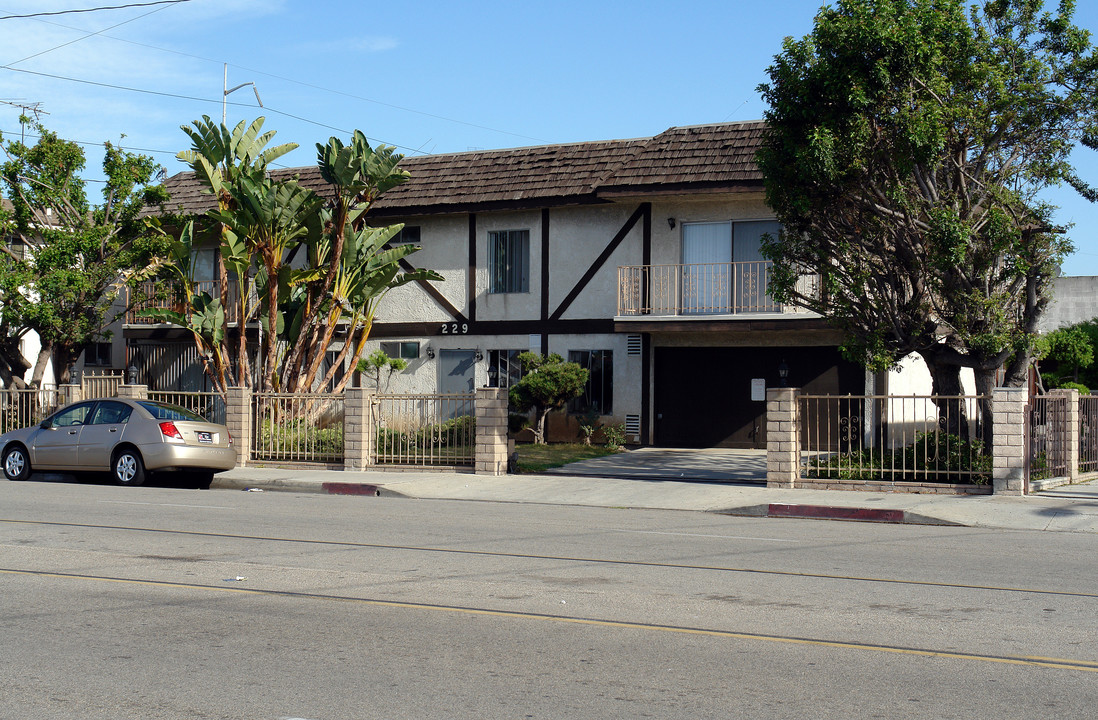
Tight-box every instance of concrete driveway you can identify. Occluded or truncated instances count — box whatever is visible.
[542,447,767,483]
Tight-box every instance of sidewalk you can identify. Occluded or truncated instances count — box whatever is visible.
[210,463,1098,534]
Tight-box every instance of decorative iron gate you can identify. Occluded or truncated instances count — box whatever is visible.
[374,393,475,467]
[252,393,344,463]
[0,387,63,433]
[1028,394,1070,482]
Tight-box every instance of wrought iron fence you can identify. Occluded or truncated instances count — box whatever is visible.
[147,391,227,425]
[0,387,64,433]
[1029,394,1071,481]
[81,369,124,398]
[252,393,344,463]
[799,394,990,484]
[374,393,475,466]
[1080,395,1098,474]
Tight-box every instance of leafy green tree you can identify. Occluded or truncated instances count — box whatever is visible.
[508,352,589,445]
[0,118,169,387]
[1038,321,1098,390]
[756,0,1096,429]
[358,349,407,392]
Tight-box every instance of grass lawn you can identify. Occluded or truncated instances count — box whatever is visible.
[514,442,619,473]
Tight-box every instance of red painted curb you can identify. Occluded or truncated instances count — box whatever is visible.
[767,504,906,523]
[322,482,382,497]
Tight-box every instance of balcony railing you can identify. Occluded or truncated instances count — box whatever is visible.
[617,261,820,317]
[125,281,246,325]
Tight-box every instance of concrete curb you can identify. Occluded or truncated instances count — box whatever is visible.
[718,503,964,526]
[210,475,409,498]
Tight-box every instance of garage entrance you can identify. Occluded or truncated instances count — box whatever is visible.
[653,346,863,448]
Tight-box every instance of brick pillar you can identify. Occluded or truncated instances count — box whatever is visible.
[116,384,149,400]
[992,387,1027,495]
[1049,388,1080,483]
[225,386,252,468]
[475,387,509,475]
[766,387,799,488]
[343,387,376,471]
[59,384,82,406]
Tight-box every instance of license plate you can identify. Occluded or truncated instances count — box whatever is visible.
[196,431,213,444]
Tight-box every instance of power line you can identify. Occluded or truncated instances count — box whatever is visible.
[0,65,426,155]
[0,0,192,21]
[5,1,182,67]
[26,15,544,143]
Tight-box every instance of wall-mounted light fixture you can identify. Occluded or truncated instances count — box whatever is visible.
[667,217,676,230]
[425,345,435,360]
[487,362,499,388]
[474,349,484,362]
[778,359,789,387]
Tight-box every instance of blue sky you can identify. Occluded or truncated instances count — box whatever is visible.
[2,0,1098,274]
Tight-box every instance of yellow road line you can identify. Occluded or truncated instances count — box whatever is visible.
[5,567,1098,673]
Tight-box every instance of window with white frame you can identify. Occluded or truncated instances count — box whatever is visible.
[568,350,613,415]
[487,349,523,388]
[380,341,420,360]
[488,229,530,294]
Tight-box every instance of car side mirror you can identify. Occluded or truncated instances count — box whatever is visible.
[40,420,52,429]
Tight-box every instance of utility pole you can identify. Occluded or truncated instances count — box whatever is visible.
[222,64,263,125]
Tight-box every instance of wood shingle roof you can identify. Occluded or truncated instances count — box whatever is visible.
[149,121,766,218]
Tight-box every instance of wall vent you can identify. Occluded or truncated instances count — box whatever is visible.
[626,335,642,356]
[624,414,641,440]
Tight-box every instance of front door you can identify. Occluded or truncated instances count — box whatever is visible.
[439,350,476,395]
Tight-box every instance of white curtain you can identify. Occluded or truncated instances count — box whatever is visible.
[733,221,781,311]
[682,222,732,313]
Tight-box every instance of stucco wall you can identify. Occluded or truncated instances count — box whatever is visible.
[1038,275,1098,333]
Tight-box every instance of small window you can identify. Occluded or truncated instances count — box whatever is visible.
[391,225,421,245]
[489,229,529,294]
[487,350,523,388]
[85,342,112,367]
[568,350,613,415]
[380,341,420,360]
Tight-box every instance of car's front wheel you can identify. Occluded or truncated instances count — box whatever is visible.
[112,448,146,486]
[3,445,31,481]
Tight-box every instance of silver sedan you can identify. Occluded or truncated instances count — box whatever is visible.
[1,398,237,486]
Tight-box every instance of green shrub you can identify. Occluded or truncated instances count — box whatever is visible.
[809,432,990,484]
[602,424,627,451]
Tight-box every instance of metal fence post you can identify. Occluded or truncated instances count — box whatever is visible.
[766,387,800,488]
[475,387,509,475]
[992,387,1028,495]
[225,386,252,468]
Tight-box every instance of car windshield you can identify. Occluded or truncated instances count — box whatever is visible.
[137,401,207,422]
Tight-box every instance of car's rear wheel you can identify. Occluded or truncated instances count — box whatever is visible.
[3,445,31,481]
[113,448,146,486]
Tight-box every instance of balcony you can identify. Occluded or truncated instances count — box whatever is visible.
[125,281,247,326]
[616,261,820,318]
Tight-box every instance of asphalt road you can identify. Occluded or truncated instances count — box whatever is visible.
[2,480,1097,719]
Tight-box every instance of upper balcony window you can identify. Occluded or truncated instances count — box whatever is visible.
[488,229,529,294]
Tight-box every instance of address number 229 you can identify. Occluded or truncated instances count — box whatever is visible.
[440,323,469,334]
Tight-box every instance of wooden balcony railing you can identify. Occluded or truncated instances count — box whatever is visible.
[617,261,821,317]
[125,281,247,325]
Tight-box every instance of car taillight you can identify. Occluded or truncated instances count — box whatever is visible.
[159,421,184,441]
[228,431,233,446]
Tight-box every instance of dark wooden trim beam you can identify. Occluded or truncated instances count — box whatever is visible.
[549,202,649,322]
[641,332,651,445]
[370,318,615,338]
[468,213,477,322]
[397,256,468,324]
[641,202,651,315]
[540,208,550,321]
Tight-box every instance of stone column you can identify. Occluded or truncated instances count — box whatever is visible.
[343,387,376,471]
[59,384,82,406]
[225,386,252,468]
[1048,388,1080,483]
[475,387,509,475]
[116,384,149,400]
[766,387,799,489]
[992,386,1028,495]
